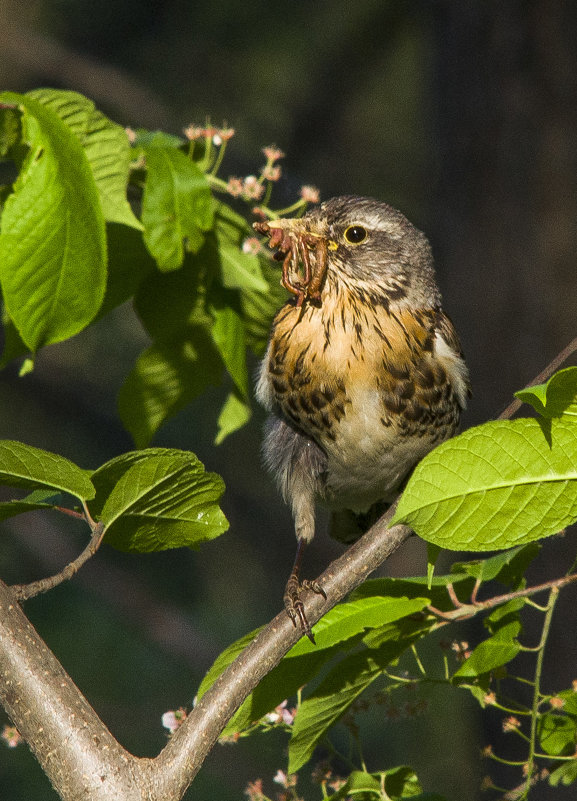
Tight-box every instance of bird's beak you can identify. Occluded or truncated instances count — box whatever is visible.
[253,219,328,307]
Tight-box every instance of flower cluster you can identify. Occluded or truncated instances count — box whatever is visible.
[242,236,263,255]
[244,770,301,801]
[1,725,22,748]
[184,125,236,145]
[226,175,265,202]
[311,761,346,791]
[181,128,320,213]
[264,700,296,727]
[440,639,472,662]
[299,185,320,204]
[502,715,521,733]
[161,707,187,735]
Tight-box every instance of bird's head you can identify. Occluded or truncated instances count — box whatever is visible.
[254,195,441,309]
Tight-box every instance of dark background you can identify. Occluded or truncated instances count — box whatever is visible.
[0,1,576,798]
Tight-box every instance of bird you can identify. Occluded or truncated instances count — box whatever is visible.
[253,195,470,642]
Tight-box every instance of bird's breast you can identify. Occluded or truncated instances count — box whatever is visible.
[257,290,466,510]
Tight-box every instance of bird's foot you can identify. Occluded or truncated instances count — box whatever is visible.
[283,574,327,644]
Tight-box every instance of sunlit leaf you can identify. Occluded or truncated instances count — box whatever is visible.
[392,418,577,551]
[27,88,142,229]
[539,712,577,756]
[453,621,521,678]
[0,440,94,501]
[286,595,430,658]
[515,367,577,420]
[100,448,227,552]
[215,390,251,445]
[142,141,212,270]
[0,92,106,350]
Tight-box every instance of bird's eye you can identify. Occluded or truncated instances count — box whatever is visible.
[344,225,367,244]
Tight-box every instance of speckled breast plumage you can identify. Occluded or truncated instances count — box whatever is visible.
[259,273,467,516]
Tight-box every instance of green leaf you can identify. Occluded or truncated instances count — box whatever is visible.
[90,448,174,517]
[214,203,268,292]
[381,765,423,798]
[362,614,433,650]
[350,575,473,615]
[549,759,577,787]
[118,329,223,447]
[210,298,249,398]
[453,620,520,678]
[215,390,251,445]
[98,223,156,318]
[0,92,106,350]
[539,712,577,756]
[324,769,445,801]
[288,632,423,772]
[426,543,441,589]
[515,367,577,420]
[133,245,216,342]
[0,106,20,156]
[0,499,56,521]
[0,440,94,500]
[286,596,430,658]
[451,543,541,586]
[27,89,142,229]
[556,689,577,716]
[99,448,227,552]
[241,255,288,356]
[484,596,526,630]
[142,141,213,271]
[325,771,381,801]
[392,417,577,551]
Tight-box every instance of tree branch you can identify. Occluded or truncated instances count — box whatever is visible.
[0,579,143,800]
[152,508,411,798]
[0,503,411,800]
[10,520,106,601]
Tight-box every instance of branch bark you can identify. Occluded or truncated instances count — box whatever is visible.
[0,506,411,800]
[0,579,143,800]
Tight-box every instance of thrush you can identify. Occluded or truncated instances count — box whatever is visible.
[254,195,470,641]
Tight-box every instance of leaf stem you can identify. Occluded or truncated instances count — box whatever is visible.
[209,141,228,177]
[523,587,559,799]
[410,644,426,676]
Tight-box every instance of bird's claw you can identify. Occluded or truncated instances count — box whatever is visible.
[283,575,326,644]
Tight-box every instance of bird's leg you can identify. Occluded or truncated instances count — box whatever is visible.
[284,538,327,643]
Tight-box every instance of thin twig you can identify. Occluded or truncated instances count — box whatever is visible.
[524,589,559,799]
[10,521,105,601]
[427,571,577,623]
[498,336,577,420]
